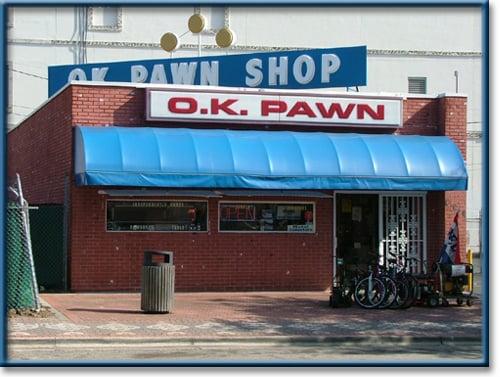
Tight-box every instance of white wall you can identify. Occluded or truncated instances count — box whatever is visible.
[230,7,481,52]
[7,6,483,126]
[466,137,483,253]
[7,6,484,253]
[9,7,482,51]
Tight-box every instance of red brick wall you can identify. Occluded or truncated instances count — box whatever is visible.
[7,86,73,204]
[438,96,467,156]
[426,191,466,271]
[72,86,144,126]
[400,96,467,265]
[439,96,467,262]
[398,98,439,136]
[7,84,468,291]
[70,188,332,291]
[426,192,445,265]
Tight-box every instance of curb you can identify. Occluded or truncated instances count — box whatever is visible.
[38,298,70,322]
[9,335,482,348]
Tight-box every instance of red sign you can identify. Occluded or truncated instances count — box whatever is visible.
[220,204,256,221]
[147,87,402,128]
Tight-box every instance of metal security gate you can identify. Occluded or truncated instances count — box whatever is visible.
[29,205,66,291]
[379,194,426,274]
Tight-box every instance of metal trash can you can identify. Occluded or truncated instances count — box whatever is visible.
[140,251,175,313]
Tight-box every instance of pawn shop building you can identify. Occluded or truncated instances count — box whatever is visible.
[7,81,467,292]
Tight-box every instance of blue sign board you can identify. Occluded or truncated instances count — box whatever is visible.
[48,46,366,96]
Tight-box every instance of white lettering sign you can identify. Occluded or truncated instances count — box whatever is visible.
[91,67,109,81]
[65,53,345,89]
[56,46,366,95]
[245,58,263,87]
[131,65,148,83]
[68,68,87,81]
[147,88,402,128]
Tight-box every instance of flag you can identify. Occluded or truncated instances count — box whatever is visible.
[438,212,461,264]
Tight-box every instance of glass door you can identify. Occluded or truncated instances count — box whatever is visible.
[334,192,427,279]
[335,194,379,271]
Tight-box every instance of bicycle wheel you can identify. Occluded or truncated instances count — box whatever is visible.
[401,275,419,309]
[354,276,386,309]
[377,276,398,309]
[390,280,410,309]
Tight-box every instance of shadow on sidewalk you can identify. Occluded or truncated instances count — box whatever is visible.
[203,295,481,324]
[36,292,482,340]
[67,308,142,315]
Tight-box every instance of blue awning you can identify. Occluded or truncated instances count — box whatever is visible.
[74,126,467,191]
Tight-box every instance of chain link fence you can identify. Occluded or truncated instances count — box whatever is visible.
[6,175,40,311]
[29,204,65,291]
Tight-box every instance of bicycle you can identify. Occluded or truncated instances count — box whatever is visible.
[353,265,387,309]
[383,254,414,309]
[331,264,366,308]
[388,252,441,308]
[377,262,408,309]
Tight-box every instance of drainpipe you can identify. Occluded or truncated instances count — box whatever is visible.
[332,192,337,288]
[454,70,459,93]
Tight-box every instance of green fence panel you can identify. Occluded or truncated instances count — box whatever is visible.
[6,206,37,309]
[29,205,65,291]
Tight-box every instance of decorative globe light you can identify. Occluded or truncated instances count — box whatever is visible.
[215,27,235,48]
[188,13,206,33]
[160,32,180,52]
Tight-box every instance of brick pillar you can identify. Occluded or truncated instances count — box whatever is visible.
[438,96,467,156]
[426,192,445,265]
[437,95,467,262]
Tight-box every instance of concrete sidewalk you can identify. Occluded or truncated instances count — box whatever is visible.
[8,291,483,345]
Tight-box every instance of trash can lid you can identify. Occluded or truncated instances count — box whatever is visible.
[144,251,173,266]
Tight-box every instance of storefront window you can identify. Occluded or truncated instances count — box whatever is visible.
[106,200,207,232]
[219,202,315,233]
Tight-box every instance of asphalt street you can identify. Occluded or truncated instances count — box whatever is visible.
[9,340,484,363]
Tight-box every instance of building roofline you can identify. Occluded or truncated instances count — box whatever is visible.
[64,80,468,98]
[9,81,468,132]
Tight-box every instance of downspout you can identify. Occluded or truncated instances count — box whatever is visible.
[332,191,337,288]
